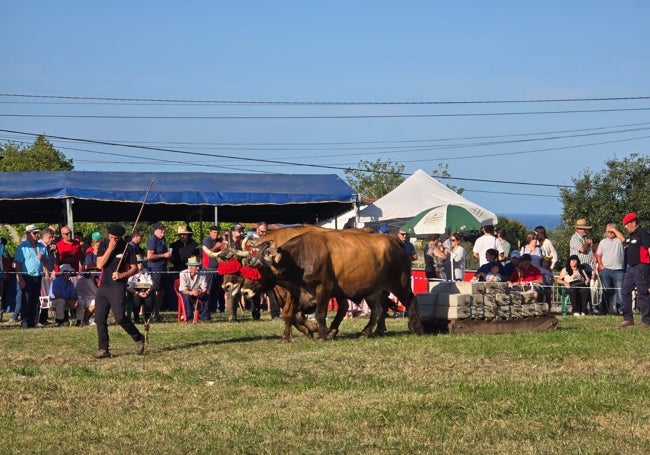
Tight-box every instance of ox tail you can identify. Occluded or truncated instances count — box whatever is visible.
[407,293,424,335]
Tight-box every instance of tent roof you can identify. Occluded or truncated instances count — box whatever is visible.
[352,169,497,233]
[0,171,357,224]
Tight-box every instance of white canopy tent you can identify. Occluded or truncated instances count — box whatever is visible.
[320,169,497,233]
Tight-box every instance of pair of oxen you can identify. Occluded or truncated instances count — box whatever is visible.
[209,225,423,341]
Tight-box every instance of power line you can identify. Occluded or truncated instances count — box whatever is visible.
[0,128,574,190]
[1,92,649,105]
[2,106,650,120]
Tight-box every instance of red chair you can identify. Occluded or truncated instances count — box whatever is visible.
[174,279,187,323]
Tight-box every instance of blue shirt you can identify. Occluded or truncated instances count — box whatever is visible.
[146,235,168,271]
[14,240,48,277]
[50,276,76,300]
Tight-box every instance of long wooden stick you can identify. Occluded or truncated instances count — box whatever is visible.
[116,179,155,272]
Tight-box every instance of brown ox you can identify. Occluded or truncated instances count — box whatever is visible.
[219,225,348,340]
[243,229,424,339]
[250,225,350,340]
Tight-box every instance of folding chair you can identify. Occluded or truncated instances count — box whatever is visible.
[39,277,56,322]
[174,279,187,323]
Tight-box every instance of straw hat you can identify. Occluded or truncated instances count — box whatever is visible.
[574,219,592,229]
[186,256,201,266]
[177,225,192,235]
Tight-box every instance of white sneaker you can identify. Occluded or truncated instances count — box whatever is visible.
[573,313,581,317]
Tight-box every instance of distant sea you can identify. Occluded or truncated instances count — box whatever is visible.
[501,213,562,231]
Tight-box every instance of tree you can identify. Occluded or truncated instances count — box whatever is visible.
[344,159,405,200]
[0,135,73,171]
[555,153,650,268]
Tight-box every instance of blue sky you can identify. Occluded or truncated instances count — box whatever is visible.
[2,1,649,216]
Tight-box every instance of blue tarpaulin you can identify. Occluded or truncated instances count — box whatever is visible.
[0,171,357,224]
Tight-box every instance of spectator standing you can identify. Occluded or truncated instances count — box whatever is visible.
[424,235,447,280]
[146,222,171,322]
[473,225,503,267]
[14,224,49,329]
[570,219,596,277]
[496,228,510,262]
[56,225,82,272]
[618,213,650,328]
[535,226,558,269]
[74,231,86,265]
[84,238,101,270]
[129,229,145,257]
[37,227,57,325]
[539,257,554,310]
[445,233,466,281]
[202,225,224,313]
[597,223,625,314]
[94,224,144,359]
[397,229,418,262]
[520,231,544,269]
[169,225,199,273]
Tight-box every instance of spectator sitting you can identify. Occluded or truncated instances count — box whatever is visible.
[179,256,209,322]
[50,264,80,326]
[485,263,503,282]
[502,250,520,278]
[126,254,154,323]
[472,248,504,281]
[506,253,544,300]
[76,265,99,325]
[556,254,591,317]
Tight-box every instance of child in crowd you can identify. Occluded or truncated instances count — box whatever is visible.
[485,263,503,282]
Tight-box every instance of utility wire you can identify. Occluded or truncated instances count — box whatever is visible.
[2,106,650,119]
[0,128,576,189]
[1,92,649,105]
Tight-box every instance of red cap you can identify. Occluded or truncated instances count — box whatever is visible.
[622,213,637,225]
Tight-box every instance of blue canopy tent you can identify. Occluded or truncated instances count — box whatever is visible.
[0,171,358,225]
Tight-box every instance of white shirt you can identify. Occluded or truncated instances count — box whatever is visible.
[473,234,503,266]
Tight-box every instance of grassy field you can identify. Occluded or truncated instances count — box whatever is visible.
[2,311,650,455]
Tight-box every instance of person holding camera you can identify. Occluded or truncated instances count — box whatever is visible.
[570,219,596,278]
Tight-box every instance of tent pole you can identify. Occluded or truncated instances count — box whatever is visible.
[214,206,218,226]
[65,198,74,235]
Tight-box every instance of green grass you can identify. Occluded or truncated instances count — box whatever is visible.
[2,312,650,454]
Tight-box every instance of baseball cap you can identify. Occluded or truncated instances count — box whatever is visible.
[233,223,244,232]
[378,224,390,234]
[622,213,637,225]
[25,224,40,233]
[152,222,166,231]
